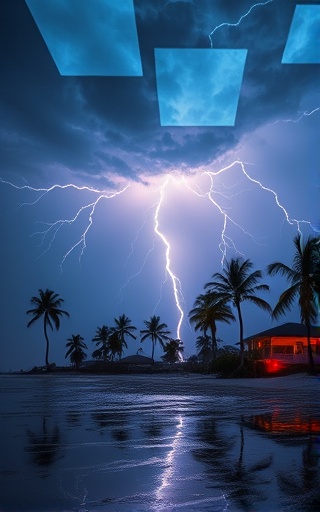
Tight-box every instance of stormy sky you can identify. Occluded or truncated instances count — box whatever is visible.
[0,0,319,371]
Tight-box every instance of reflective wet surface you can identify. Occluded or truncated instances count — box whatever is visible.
[0,373,319,511]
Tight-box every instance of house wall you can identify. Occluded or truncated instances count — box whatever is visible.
[252,336,320,364]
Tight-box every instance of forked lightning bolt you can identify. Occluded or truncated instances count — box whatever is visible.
[58,185,130,269]
[209,0,273,48]
[154,176,185,340]
[268,107,320,126]
[0,178,130,269]
[184,160,311,264]
[0,157,312,342]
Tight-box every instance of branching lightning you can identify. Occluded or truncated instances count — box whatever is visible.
[209,0,273,48]
[0,152,313,345]
[154,176,185,340]
[182,160,311,266]
[116,238,156,304]
[268,107,320,126]
[58,187,129,269]
[0,178,130,268]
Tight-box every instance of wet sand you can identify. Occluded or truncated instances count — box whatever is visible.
[1,373,319,512]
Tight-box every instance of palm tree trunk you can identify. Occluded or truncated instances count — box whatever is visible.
[43,313,50,369]
[119,335,124,361]
[210,321,217,359]
[306,321,315,373]
[236,303,245,366]
[151,339,155,361]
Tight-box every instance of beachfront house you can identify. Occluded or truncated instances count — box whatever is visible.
[244,322,320,366]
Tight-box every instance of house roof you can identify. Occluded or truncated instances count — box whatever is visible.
[244,322,320,343]
[120,354,153,364]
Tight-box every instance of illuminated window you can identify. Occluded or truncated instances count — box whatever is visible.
[272,346,294,354]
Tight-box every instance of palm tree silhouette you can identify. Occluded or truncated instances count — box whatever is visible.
[108,331,122,361]
[267,234,320,372]
[195,333,214,362]
[65,334,87,370]
[140,315,171,361]
[27,289,69,369]
[161,339,184,363]
[92,325,112,361]
[205,258,272,366]
[189,291,235,359]
[112,314,137,360]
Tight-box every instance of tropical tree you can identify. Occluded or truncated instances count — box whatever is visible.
[195,334,214,363]
[112,314,137,360]
[27,289,70,369]
[161,339,184,363]
[65,334,87,370]
[108,331,122,361]
[205,258,272,366]
[189,291,235,359]
[92,325,111,362]
[140,315,171,361]
[267,234,320,372]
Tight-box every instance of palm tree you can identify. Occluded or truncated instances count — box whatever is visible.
[108,331,122,361]
[112,314,137,360]
[189,291,235,359]
[195,334,214,363]
[140,315,171,361]
[206,258,272,366]
[267,234,320,372]
[65,334,87,371]
[92,325,111,362]
[27,289,70,369]
[161,339,184,363]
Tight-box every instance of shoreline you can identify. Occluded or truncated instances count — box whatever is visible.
[3,369,320,389]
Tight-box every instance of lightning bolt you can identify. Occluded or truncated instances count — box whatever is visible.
[0,156,312,347]
[182,160,311,265]
[154,176,185,340]
[209,0,274,48]
[0,178,130,269]
[268,107,320,125]
[116,238,156,304]
[123,202,158,269]
[58,186,130,270]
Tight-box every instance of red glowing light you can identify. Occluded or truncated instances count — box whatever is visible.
[263,359,287,373]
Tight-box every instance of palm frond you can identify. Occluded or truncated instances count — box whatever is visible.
[267,262,298,281]
[243,296,273,314]
[272,284,299,320]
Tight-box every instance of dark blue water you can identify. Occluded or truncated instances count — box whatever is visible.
[0,373,319,512]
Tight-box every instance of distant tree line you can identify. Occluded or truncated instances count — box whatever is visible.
[27,234,320,373]
[26,297,184,370]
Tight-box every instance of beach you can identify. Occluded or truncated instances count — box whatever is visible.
[0,372,319,511]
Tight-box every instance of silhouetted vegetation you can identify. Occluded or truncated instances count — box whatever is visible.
[65,334,87,370]
[267,234,320,373]
[25,235,320,377]
[205,257,272,366]
[27,289,69,370]
[161,338,184,363]
[140,315,171,360]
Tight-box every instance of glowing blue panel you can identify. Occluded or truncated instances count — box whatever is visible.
[25,0,143,76]
[155,49,247,126]
[282,5,320,64]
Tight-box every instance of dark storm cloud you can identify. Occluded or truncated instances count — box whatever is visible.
[0,0,319,183]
